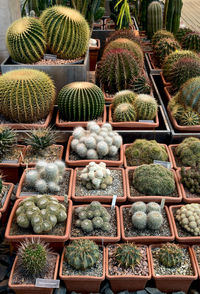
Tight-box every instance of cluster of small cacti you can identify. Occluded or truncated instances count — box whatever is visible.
[80,162,113,190]
[176,137,200,167]
[131,201,163,230]
[125,139,168,166]
[65,239,100,270]
[175,27,193,43]
[0,127,16,158]
[16,195,67,234]
[176,203,200,236]
[133,164,175,196]
[58,82,104,122]
[147,1,163,39]
[181,167,200,194]
[75,201,111,233]
[152,30,175,47]
[0,69,55,123]
[154,38,181,66]
[182,32,200,52]
[114,243,142,269]
[157,243,183,268]
[71,122,122,159]
[25,128,56,153]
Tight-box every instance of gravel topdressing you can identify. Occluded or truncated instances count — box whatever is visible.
[23,145,62,165]
[0,145,22,163]
[69,150,120,162]
[193,245,200,268]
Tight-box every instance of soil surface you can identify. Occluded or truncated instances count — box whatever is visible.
[0,145,23,163]
[23,145,62,165]
[0,185,10,209]
[69,150,120,162]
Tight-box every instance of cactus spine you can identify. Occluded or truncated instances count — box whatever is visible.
[115,243,142,269]
[165,0,183,34]
[152,30,175,47]
[134,94,158,120]
[158,243,183,268]
[112,90,137,109]
[147,1,163,39]
[113,103,137,122]
[154,38,181,65]
[178,77,200,113]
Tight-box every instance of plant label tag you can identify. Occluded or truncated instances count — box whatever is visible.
[111,195,117,209]
[0,160,18,164]
[20,192,39,196]
[102,239,104,246]
[153,160,171,169]
[35,279,60,288]
[139,120,154,123]
[20,152,24,162]
[161,199,166,210]
[44,54,57,60]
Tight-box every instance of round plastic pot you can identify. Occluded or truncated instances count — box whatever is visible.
[89,39,100,71]
[0,182,14,225]
[160,72,171,87]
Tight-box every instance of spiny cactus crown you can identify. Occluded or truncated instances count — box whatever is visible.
[152,30,175,47]
[115,243,142,269]
[183,32,200,52]
[112,90,137,109]
[158,243,183,268]
[113,103,137,122]
[129,74,151,95]
[25,128,56,151]
[154,37,181,65]
[175,27,193,44]
[106,29,141,45]
[176,137,200,167]
[0,127,16,158]
[134,94,158,120]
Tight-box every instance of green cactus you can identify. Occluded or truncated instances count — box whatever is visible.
[6,17,46,64]
[125,139,168,166]
[154,38,181,66]
[25,128,56,152]
[165,0,183,34]
[0,127,16,158]
[168,94,186,121]
[139,0,154,31]
[175,137,200,167]
[65,239,100,270]
[0,69,55,123]
[146,202,161,213]
[176,203,200,236]
[158,243,183,267]
[112,90,137,109]
[106,29,141,46]
[40,6,90,59]
[147,1,163,39]
[179,110,200,126]
[133,164,175,195]
[182,32,200,53]
[58,82,104,121]
[115,243,142,269]
[181,167,200,194]
[134,94,158,120]
[113,103,137,122]
[175,27,193,44]
[147,211,163,230]
[129,75,151,95]
[132,211,147,229]
[131,201,147,214]
[152,30,175,47]
[178,77,200,113]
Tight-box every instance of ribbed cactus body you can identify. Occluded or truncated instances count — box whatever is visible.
[147,1,163,39]
[152,30,174,47]
[158,243,183,268]
[179,110,200,126]
[178,77,200,113]
[183,32,200,52]
[140,0,154,30]
[129,75,151,95]
[106,30,141,45]
[40,6,90,59]
[113,90,137,109]
[0,69,55,123]
[166,0,183,34]
[175,27,193,44]
[113,103,137,122]
[6,17,46,64]
[154,38,181,65]
[58,82,104,121]
[134,94,158,120]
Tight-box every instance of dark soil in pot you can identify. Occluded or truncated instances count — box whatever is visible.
[0,146,23,163]
[0,185,10,209]
[69,150,120,162]
[182,186,200,199]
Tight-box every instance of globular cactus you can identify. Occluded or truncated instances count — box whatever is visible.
[175,27,193,44]
[182,32,200,52]
[179,110,200,126]
[178,77,200,113]
[158,243,183,267]
[65,239,100,270]
[25,128,56,153]
[6,17,46,64]
[112,90,137,109]
[181,167,200,194]
[168,94,186,121]
[40,6,90,59]
[147,211,163,230]
[176,203,200,236]
[113,103,137,122]
[152,30,175,47]
[132,211,147,229]
[175,137,200,167]
[106,29,141,46]
[129,75,151,95]
[131,201,147,214]
[134,94,158,120]
[165,0,183,35]
[147,1,163,39]
[58,82,104,122]
[115,243,142,269]
[0,127,16,158]
[146,202,161,213]
[0,69,55,123]
[154,38,181,66]
[133,164,175,195]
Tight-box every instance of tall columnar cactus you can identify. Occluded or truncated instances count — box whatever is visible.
[6,17,46,64]
[178,77,200,113]
[40,6,90,59]
[58,82,104,121]
[112,90,137,109]
[134,94,158,120]
[158,243,183,268]
[152,30,175,47]
[154,38,181,65]
[147,1,163,39]
[115,243,142,269]
[175,27,193,44]
[113,103,137,122]
[165,0,183,34]
[182,32,200,52]
[139,0,153,31]
[0,69,55,123]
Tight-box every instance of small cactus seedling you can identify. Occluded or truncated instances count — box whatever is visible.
[132,211,147,229]
[26,128,56,154]
[115,243,142,269]
[0,127,16,158]
[158,243,183,268]
[181,167,200,194]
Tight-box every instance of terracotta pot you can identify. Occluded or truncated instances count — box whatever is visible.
[8,253,59,294]
[89,39,100,71]
[21,144,64,168]
[106,245,151,292]
[16,168,73,200]
[104,91,114,103]
[120,205,175,243]
[164,86,172,101]
[5,198,72,252]
[148,52,161,71]
[59,246,105,293]
[0,145,26,184]
[191,245,200,279]
[123,143,173,169]
[168,144,180,170]
[126,167,182,203]
[55,105,106,128]
[0,182,14,225]
[71,167,127,203]
[108,104,159,129]
[160,72,171,87]
[65,136,123,167]
[149,244,198,293]
[69,204,121,243]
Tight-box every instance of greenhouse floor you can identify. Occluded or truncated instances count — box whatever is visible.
[181,0,200,31]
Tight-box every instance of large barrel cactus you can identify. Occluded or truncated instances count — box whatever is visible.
[58,82,104,121]
[40,6,90,59]
[178,77,200,113]
[6,17,46,64]
[0,69,55,123]
[182,32,200,52]
[154,38,181,65]
[147,1,163,39]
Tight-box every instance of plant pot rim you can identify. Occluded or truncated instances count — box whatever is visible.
[65,136,123,167]
[191,245,200,278]
[89,39,101,51]
[160,72,171,87]
[164,86,172,102]
[71,167,127,203]
[16,167,73,200]
[120,205,175,243]
[0,182,14,213]
[147,52,161,71]
[0,145,26,167]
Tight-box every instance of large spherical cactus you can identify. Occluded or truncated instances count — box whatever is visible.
[0,69,55,123]
[40,6,90,59]
[6,17,46,64]
[112,90,137,109]
[152,30,174,47]
[134,94,158,120]
[58,82,104,121]
[147,1,163,39]
[154,38,181,65]
[178,77,200,113]
[113,103,137,122]
[182,32,200,52]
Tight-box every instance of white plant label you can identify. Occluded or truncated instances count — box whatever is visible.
[111,195,117,209]
[153,160,171,169]
[44,54,57,60]
[161,199,166,210]
[139,120,154,123]
[35,278,60,288]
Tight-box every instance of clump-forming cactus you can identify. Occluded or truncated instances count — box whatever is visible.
[147,1,163,39]
[158,243,183,268]
[80,162,113,190]
[175,137,200,167]
[71,122,122,159]
[0,69,55,123]
[0,127,16,158]
[112,90,137,109]
[113,103,137,122]
[152,30,175,47]
[183,32,200,52]
[16,195,67,234]
[115,243,142,269]
[154,38,181,66]
[176,203,200,236]
[6,17,46,64]
[58,82,104,122]
[134,94,158,120]
[181,167,200,194]
[40,6,90,59]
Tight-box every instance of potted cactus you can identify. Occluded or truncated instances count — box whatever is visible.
[8,239,60,294]
[120,202,175,243]
[89,39,101,71]
[0,176,14,224]
[59,239,105,293]
[149,243,197,293]
[106,243,151,292]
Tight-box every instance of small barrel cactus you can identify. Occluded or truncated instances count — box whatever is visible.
[176,137,200,167]
[113,103,137,122]
[112,90,137,109]
[175,27,193,44]
[129,75,151,95]
[154,38,181,65]
[182,32,200,52]
[158,243,183,268]
[132,211,147,229]
[147,1,163,39]
[178,77,200,113]
[115,243,142,269]
[146,202,161,213]
[152,30,175,47]
[0,127,16,158]
[106,29,141,45]
[134,94,158,120]
[179,110,200,126]
[147,211,163,230]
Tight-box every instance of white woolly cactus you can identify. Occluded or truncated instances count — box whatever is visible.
[71,122,122,159]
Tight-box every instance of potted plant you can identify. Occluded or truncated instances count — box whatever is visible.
[8,239,59,294]
[120,201,175,243]
[0,178,14,224]
[89,39,101,71]
[59,239,105,293]
[106,243,151,292]
[149,243,197,292]
[72,162,126,203]
[69,201,120,244]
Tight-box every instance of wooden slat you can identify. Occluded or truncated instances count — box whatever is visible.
[181,0,200,31]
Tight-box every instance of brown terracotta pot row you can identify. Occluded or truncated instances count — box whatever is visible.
[0,182,14,225]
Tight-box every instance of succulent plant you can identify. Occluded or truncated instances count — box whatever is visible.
[176,203,200,236]
[65,239,100,270]
[147,211,163,230]
[165,0,183,35]
[179,110,200,126]
[113,103,137,122]
[58,82,104,121]
[181,167,200,194]
[125,139,168,166]
[152,30,175,47]
[0,127,16,158]
[146,202,161,213]
[6,17,46,64]
[154,38,181,66]
[106,29,141,45]
[131,201,147,214]
[25,128,56,153]
[182,32,200,52]
[175,27,193,44]
[132,164,175,196]
[158,243,183,267]
[134,94,158,120]
[0,69,55,123]
[129,75,151,95]
[115,243,142,269]
[132,211,147,230]
[176,137,200,167]
[147,1,163,39]
[112,90,137,109]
